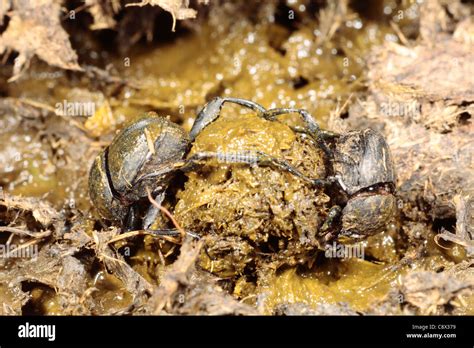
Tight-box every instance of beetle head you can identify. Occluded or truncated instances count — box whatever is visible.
[341,191,397,238]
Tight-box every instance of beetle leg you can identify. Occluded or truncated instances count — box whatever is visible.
[289,125,340,142]
[320,130,340,140]
[124,203,141,232]
[261,108,333,159]
[144,228,200,239]
[142,191,166,229]
[320,205,342,242]
[179,150,333,188]
[321,205,342,232]
[189,97,267,141]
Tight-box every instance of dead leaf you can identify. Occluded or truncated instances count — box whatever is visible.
[126,0,198,31]
[0,193,60,227]
[0,0,81,81]
[92,229,154,308]
[400,271,474,315]
[147,237,203,314]
[86,0,120,30]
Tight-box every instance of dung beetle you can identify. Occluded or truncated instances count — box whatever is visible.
[88,113,189,229]
[89,97,397,241]
[189,98,398,240]
[331,129,397,238]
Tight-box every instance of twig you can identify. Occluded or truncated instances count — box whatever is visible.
[82,65,142,89]
[17,98,56,113]
[0,226,51,238]
[390,21,410,47]
[107,229,180,245]
[334,93,354,118]
[5,238,41,258]
[146,188,186,240]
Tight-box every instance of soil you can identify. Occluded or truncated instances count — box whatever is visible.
[0,0,473,316]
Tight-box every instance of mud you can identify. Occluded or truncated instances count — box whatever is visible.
[0,0,473,316]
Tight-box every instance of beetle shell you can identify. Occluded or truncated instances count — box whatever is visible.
[333,128,396,195]
[89,151,128,221]
[89,113,190,221]
[341,192,397,237]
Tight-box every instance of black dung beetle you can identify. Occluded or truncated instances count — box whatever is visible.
[189,98,398,240]
[89,97,397,241]
[332,129,397,238]
[89,113,189,227]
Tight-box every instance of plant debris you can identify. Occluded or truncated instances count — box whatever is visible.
[126,0,199,32]
[398,271,474,315]
[0,0,473,317]
[0,0,81,82]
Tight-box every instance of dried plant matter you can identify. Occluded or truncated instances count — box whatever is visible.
[399,271,473,315]
[0,0,203,80]
[0,193,60,227]
[146,238,257,315]
[86,0,120,30]
[0,0,81,81]
[126,0,198,31]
